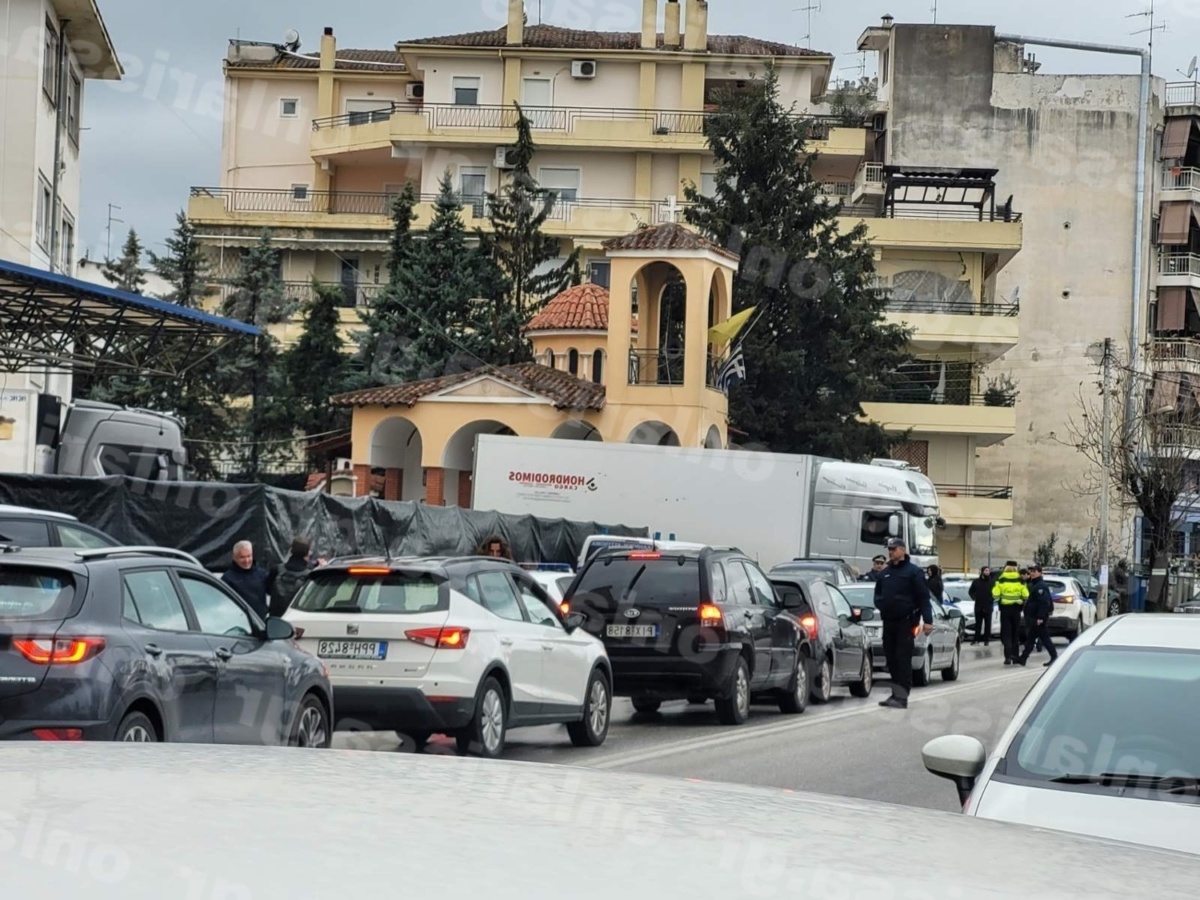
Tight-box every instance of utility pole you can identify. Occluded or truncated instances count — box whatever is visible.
[105,204,123,259]
[1098,337,1114,617]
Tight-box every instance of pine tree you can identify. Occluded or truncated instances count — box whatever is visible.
[479,104,581,363]
[683,67,911,460]
[149,211,209,307]
[101,228,147,293]
[285,280,350,437]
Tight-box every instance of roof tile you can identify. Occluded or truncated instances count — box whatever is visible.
[601,222,739,261]
[226,48,406,72]
[331,363,606,411]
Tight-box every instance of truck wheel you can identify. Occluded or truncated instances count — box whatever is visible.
[715,656,750,725]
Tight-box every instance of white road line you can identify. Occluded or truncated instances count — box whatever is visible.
[592,668,1039,770]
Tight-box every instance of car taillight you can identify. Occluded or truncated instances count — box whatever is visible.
[799,615,818,640]
[698,603,724,624]
[628,551,662,559]
[33,728,83,741]
[13,637,105,665]
[348,567,392,575]
[405,626,469,649]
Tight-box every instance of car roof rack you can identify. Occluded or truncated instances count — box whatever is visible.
[72,546,203,566]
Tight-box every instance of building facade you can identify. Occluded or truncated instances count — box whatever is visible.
[858,18,1156,568]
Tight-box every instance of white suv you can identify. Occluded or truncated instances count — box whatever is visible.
[283,556,612,758]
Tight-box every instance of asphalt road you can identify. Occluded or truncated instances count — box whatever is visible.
[331,640,1049,811]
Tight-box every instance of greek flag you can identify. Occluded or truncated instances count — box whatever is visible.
[716,343,747,395]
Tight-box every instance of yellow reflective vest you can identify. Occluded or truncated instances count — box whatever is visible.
[992,571,1029,606]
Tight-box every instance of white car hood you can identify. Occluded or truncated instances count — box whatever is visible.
[973,779,1200,855]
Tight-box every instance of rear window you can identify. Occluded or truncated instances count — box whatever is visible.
[839,587,877,608]
[0,569,77,620]
[571,556,699,607]
[291,570,448,614]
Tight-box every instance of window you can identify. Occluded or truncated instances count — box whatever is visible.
[544,349,555,368]
[473,572,525,622]
[0,519,51,546]
[452,76,480,106]
[881,49,890,85]
[179,575,255,636]
[568,348,579,375]
[57,523,114,549]
[98,444,173,479]
[66,71,81,143]
[573,557,700,608]
[460,165,488,217]
[709,561,728,602]
[828,585,855,619]
[700,172,717,198]
[0,569,75,620]
[280,98,299,117]
[292,572,447,614]
[60,210,75,271]
[36,176,52,250]
[743,563,778,607]
[514,579,560,627]
[123,570,190,632]
[860,511,891,546]
[722,560,753,605]
[291,184,310,201]
[592,349,604,384]
[807,580,837,618]
[43,18,59,103]
[538,167,580,204]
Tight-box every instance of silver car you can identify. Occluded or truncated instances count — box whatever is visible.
[922,614,1200,855]
[838,582,964,685]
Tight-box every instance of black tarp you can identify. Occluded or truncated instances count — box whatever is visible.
[0,475,647,570]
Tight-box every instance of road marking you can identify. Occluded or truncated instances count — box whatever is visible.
[592,668,1039,770]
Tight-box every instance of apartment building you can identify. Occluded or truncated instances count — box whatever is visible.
[187,3,1024,567]
[857,18,1157,568]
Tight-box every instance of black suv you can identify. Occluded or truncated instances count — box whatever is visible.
[563,547,813,724]
[0,544,332,745]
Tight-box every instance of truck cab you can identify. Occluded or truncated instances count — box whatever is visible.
[50,399,187,479]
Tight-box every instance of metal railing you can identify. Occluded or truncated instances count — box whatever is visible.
[280,279,385,309]
[883,294,1020,317]
[1154,422,1200,450]
[934,483,1013,499]
[883,204,1022,223]
[1151,338,1200,367]
[311,102,846,139]
[628,347,685,386]
[1166,82,1200,108]
[1159,253,1200,277]
[1163,167,1200,191]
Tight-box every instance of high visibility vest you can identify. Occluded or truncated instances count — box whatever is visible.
[992,573,1028,606]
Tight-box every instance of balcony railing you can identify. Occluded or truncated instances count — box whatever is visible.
[1159,253,1200,277]
[1163,167,1200,191]
[628,347,685,386]
[1151,338,1200,367]
[311,102,847,139]
[882,204,1021,223]
[883,294,1020,317]
[215,279,383,310]
[1155,423,1200,450]
[1166,82,1200,108]
[934,483,1013,499]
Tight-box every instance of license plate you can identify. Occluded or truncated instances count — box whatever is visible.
[606,624,659,638]
[317,640,387,660]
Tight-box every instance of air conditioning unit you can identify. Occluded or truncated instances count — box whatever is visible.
[871,112,887,132]
[494,146,518,168]
[405,82,425,100]
[571,59,597,79]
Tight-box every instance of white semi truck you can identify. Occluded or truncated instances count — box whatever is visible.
[470,435,943,572]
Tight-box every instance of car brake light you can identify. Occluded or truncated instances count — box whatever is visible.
[698,602,724,623]
[405,626,469,649]
[799,615,818,640]
[628,551,661,559]
[348,567,392,576]
[33,728,83,741]
[13,637,105,665]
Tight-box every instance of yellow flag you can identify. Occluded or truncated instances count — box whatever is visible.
[707,306,756,346]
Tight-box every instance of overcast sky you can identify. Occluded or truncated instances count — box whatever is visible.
[79,0,1194,260]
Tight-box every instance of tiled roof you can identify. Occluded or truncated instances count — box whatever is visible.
[226,48,407,72]
[331,363,606,411]
[602,222,739,261]
[399,25,826,58]
[527,283,611,331]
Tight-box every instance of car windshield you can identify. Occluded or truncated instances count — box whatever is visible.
[291,571,447,614]
[837,585,877,608]
[909,515,936,557]
[0,569,76,620]
[945,584,971,604]
[1008,647,1200,785]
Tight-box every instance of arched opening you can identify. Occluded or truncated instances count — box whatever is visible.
[442,419,517,507]
[544,348,555,369]
[368,416,424,501]
[568,348,579,376]
[628,420,680,446]
[551,420,602,441]
[628,261,687,386]
[591,349,604,384]
[704,425,723,449]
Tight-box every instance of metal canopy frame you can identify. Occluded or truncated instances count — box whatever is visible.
[882,166,1002,220]
[0,259,260,378]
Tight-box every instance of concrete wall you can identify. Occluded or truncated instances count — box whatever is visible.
[886,23,1154,565]
[223,75,317,188]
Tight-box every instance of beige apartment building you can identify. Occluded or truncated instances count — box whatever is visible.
[186,2,1024,567]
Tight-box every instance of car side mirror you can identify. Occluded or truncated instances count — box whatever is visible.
[563,611,586,632]
[265,617,295,641]
[922,735,986,806]
[888,514,901,536]
[858,607,877,621]
[948,608,964,620]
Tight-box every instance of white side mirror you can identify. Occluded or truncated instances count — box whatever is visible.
[922,735,986,806]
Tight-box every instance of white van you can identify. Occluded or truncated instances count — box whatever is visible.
[576,535,706,570]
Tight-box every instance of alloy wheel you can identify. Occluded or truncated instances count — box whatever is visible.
[296,705,327,747]
[735,664,750,717]
[122,725,152,742]
[481,688,504,755]
[588,678,609,737]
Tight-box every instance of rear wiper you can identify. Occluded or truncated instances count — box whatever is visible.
[1050,773,1200,793]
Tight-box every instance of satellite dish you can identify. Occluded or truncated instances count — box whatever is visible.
[1189,56,1197,78]
[282,28,301,51]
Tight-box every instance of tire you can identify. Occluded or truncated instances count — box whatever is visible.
[778,648,810,714]
[567,668,611,747]
[1108,598,1121,618]
[715,656,751,725]
[289,693,331,748]
[631,697,661,714]
[456,676,507,759]
[913,647,933,687]
[115,710,158,742]
[849,652,873,698]
[942,641,961,682]
[811,655,834,704]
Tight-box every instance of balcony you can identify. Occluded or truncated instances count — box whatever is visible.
[1152,423,1200,460]
[883,295,1020,362]
[1158,252,1200,288]
[862,370,1017,445]
[309,103,867,158]
[1166,82,1200,110]
[1151,337,1200,375]
[1162,166,1200,200]
[935,483,1015,528]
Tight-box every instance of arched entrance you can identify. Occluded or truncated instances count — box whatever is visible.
[628,421,680,446]
[628,261,687,387]
[704,425,723,449]
[551,420,602,441]
[442,419,517,507]
[369,417,424,501]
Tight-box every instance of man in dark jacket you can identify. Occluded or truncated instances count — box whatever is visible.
[968,566,994,646]
[874,537,934,709]
[1017,564,1058,667]
[859,555,887,582]
[270,536,314,617]
[222,540,275,620]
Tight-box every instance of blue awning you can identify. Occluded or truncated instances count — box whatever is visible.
[0,258,261,377]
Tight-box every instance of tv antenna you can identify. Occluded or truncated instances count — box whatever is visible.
[1127,1,1166,69]
[838,53,867,86]
[932,0,938,23]
[793,2,821,48]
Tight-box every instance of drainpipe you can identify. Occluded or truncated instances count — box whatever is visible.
[994,33,1151,430]
[49,18,70,274]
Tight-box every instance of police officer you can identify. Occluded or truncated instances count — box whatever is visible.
[859,555,887,582]
[1017,563,1058,667]
[992,561,1029,665]
[873,537,934,709]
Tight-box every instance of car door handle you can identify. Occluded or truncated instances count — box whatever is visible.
[144,644,163,657]
[500,637,514,646]
[542,644,555,651]
[215,648,232,661]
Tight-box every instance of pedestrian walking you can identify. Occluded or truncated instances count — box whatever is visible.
[992,561,1029,665]
[873,537,934,709]
[221,540,275,620]
[968,566,994,645]
[1017,563,1058,667]
[926,564,944,600]
[859,555,887,582]
[269,536,315,617]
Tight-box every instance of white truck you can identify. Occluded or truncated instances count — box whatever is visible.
[470,435,943,572]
